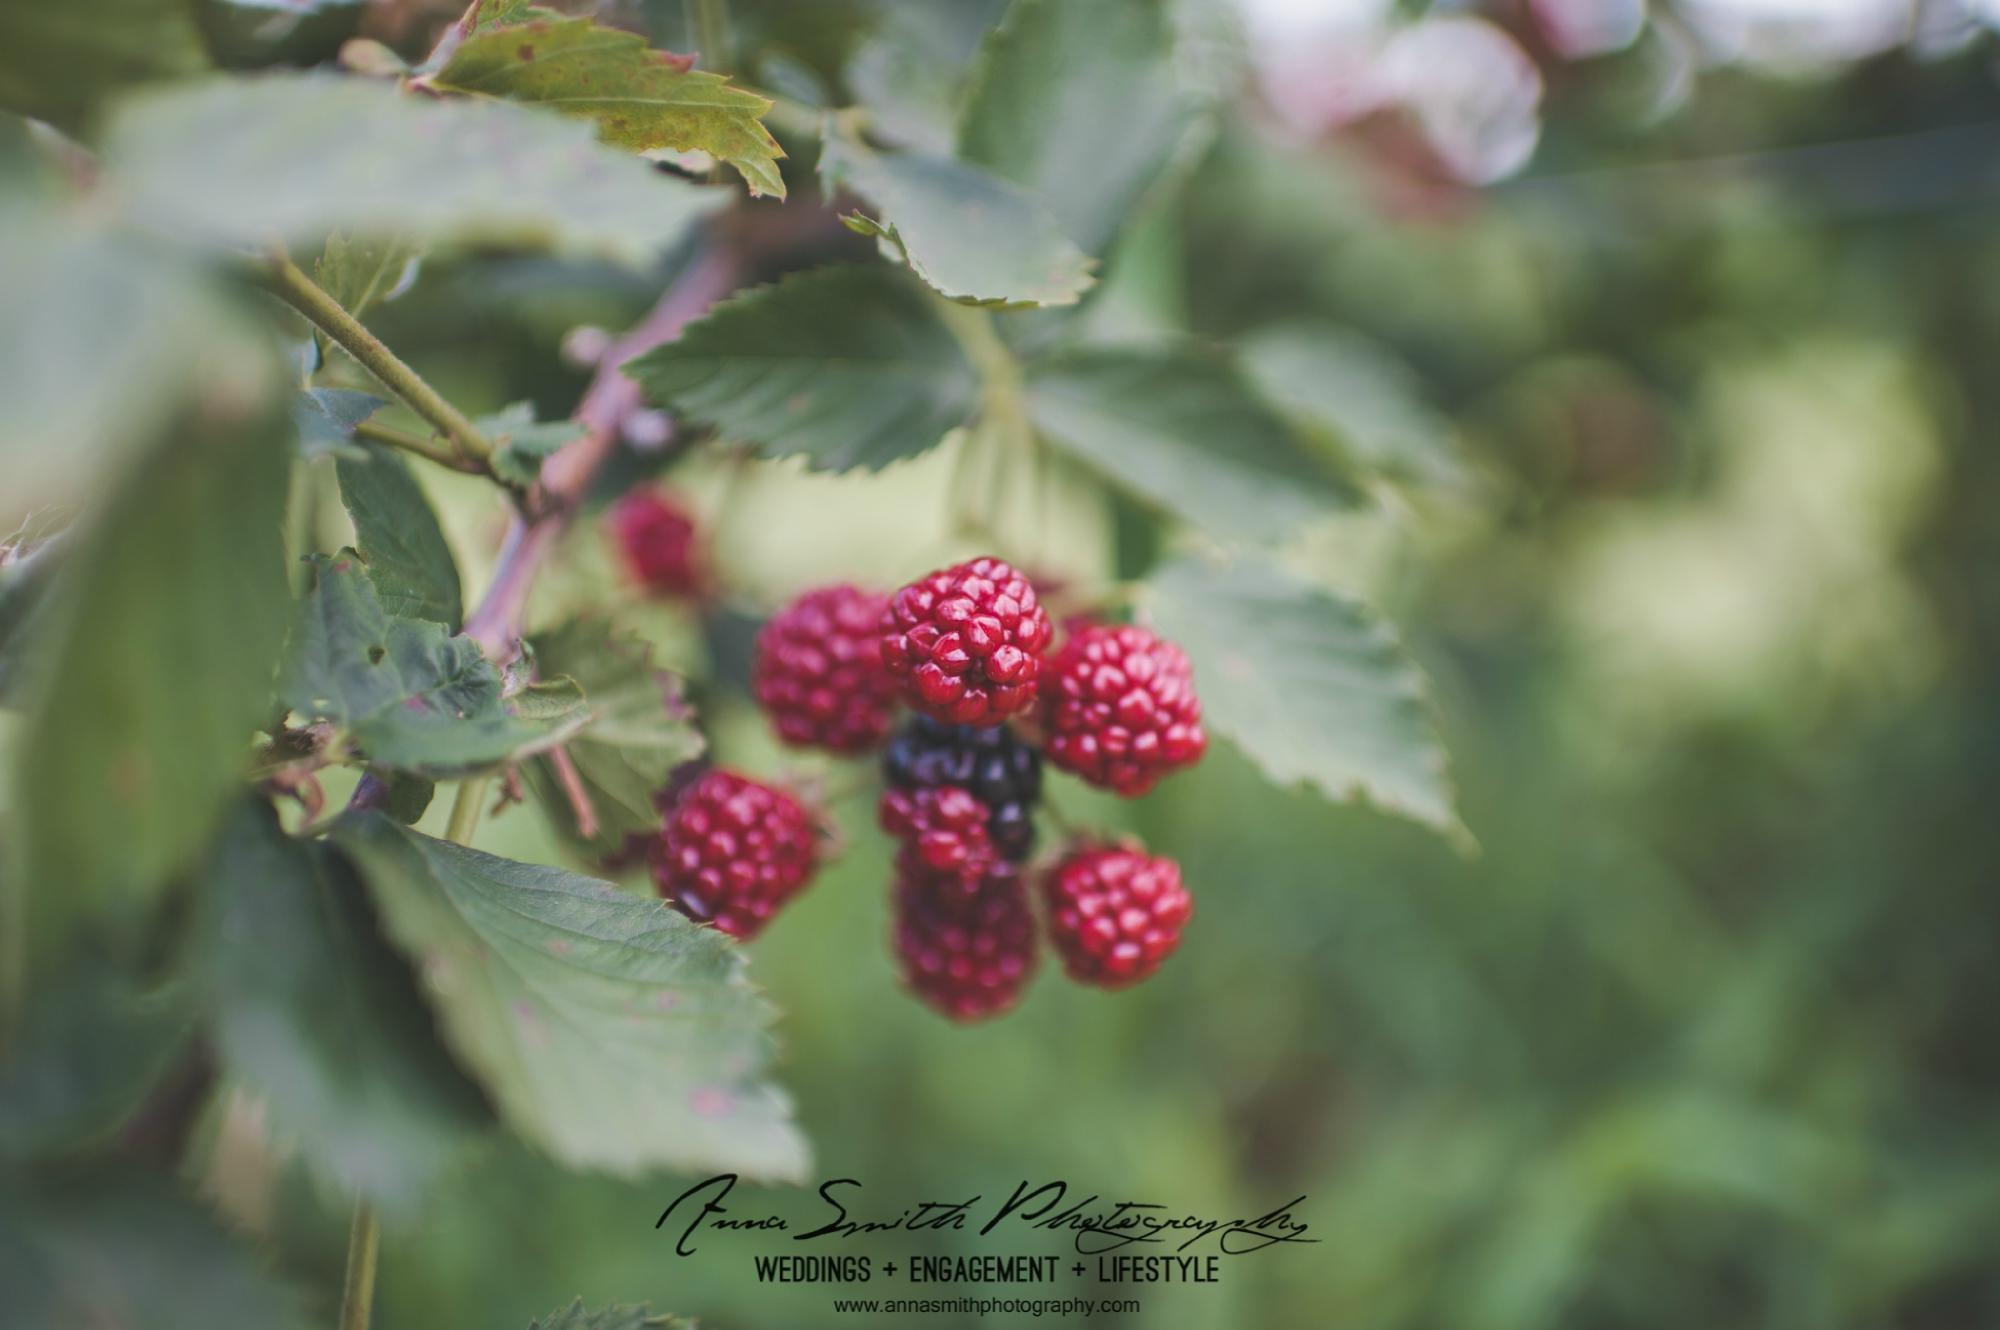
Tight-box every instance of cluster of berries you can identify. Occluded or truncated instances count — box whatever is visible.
[613,507,1206,1023]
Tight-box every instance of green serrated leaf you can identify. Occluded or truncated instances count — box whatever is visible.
[1024,347,1356,542]
[625,265,979,472]
[1146,554,1461,836]
[528,1298,687,1330]
[196,801,491,1214]
[434,14,785,199]
[525,618,703,852]
[958,0,1200,258]
[0,1172,313,1330]
[18,395,292,949]
[0,0,210,135]
[335,442,464,627]
[1237,322,1463,487]
[1,206,279,518]
[818,131,1092,309]
[333,813,810,1180]
[0,969,191,1158]
[468,0,543,33]
[105,73,728,267]
[294,388,384,462]
[478,402,586,488]
[312,231,421,321]
[284,555,588,775]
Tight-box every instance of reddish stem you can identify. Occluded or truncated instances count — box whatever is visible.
[547,744,601,840]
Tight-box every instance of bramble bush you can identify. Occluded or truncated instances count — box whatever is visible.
[0,1,1462,1324]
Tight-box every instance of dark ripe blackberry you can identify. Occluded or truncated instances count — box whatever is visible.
[882,716,1042,862]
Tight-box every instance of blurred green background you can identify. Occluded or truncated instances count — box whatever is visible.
[33,0,2000,1326]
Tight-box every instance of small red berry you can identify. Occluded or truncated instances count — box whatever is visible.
[607,488,704,596]
[880,557,1052,727]
[1043,623,1206,797]
[878,784,997,890]
[1041,845,1192,988]
[893,862,1038,1021]
[753,584,899,754]
[650,769,817,939]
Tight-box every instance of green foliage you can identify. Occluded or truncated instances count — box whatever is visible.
[195,802,491,1214]
[626,265,980,470]
[335,443,464,627]
[479,401,587,488]
[1147,555,1460,834]
[0,1172,312,1330]
[1025,348,1357,541]
[104,74,727,266]
[0,0,210,135]
[0,971,189,1157]
[284,556,587,775]
[312,231,421,322]
[818,130,1094,309]
[333,814,810,1180]
[17,395,291,949]
[294,388,384,462]
[958,0,1199,257]
[433,12,785,199]
[0,207,273,515]
[524,618,704,853]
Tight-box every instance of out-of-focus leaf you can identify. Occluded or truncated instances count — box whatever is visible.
[1147,554,1461,836]
[0,971,190,1157]
[0,1172,312,1330]
[625,265,978,471]
[528,1300,687,1330]
[1239,322,1463,486]
[334,442,463,627]
[105,74,727,267]
[312,231,421,321]
[525,618,703,852]
[1024,348,1356,541]
[844,0,1010,153]
[195,0,365,70]
[478,401,586,488]
[283,555,588,775]
[334,813,810,1180]
[0,208,275,517]
[818,132,1093,309]
[293,388,383,461]
[196,801,490,1214]
[380,770,436,824]
[18,395,291,945]
[0,0,209,135]
[433,13,785,199]
[957,0,1199,257]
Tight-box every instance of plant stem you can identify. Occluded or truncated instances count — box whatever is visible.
[338,1200,381,1330]
[353,419,487,476]
[687,0,731,73]
[446,776,491,846]
[258,256,495,472]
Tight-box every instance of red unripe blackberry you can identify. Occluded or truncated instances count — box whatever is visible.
[893,862,1038,1021]
[752,584,898,754]
[877,785,997,890]
[1043,622,1206,797]
[880,557,1051,727]
[1041,845,1192,987]
[607,488,704,597]
[650,769,817,939]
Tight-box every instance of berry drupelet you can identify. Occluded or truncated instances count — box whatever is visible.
[893,861,1039,1021]
[649,769,818,940]
[878,784,997,890]
[880,557,1051,726]
[882,716,1042,863]
[752,583,899,755]
[1041,845,1192,988]
[1042,622,1206,797]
